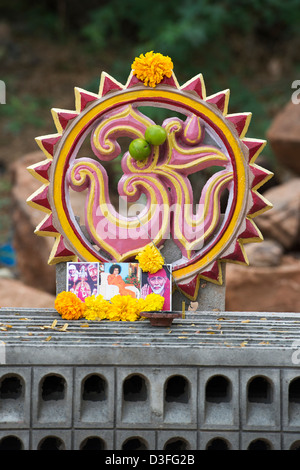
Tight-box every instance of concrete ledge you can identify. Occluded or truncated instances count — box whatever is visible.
[0,308,299,367]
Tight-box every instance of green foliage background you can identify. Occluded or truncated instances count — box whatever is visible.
[1,0,299,163]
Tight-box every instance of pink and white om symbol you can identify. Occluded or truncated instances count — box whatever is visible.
[67,104,233,265]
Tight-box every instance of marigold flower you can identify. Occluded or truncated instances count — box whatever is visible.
[106,307,122,322]
[135,244,165,273]
[54,291,86,320]
[109,295,141,322]
[84,294,110,321]
[137,297,147,312]
[143,293,165,312]
[131,51,173,88]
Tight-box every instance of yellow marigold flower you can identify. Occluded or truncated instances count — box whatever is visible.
[131,51,173,88]
[124,310,140,322]
[110,295,141,322]
[84,294,110,321]
[137,297,147,313]
[135,244,165,273]
[143,293,165,311]
[54,291,86,320]
[106,306,122,322]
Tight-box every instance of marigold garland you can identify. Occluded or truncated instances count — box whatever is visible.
[54,291,165,322]
[135,244,165,274]
[131,51,173,88]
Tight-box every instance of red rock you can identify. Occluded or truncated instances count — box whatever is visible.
[255,178,300,250]
[244,239,283,267]
[226,255,300,312]
[0,278,55,308]
[267,101,300,175]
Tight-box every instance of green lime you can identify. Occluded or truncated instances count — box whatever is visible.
[145,125,167,145]
[129,138,151,161]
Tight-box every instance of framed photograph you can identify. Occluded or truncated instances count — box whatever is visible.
[99,262,141,300]
[140,264,172,311]
[66,262,99,301]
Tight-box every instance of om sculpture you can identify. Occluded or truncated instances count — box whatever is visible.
[27,52,272,300]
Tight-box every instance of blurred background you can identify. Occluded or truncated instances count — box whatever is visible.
[0,0,299,311]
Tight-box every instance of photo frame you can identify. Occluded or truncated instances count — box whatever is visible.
[66,262,99,301]
[99,262,141,300]
[140,264,172,311]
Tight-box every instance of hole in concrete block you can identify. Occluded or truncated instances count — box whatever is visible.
[0,375,25,423]
[80,436,106,450]
[165,375,189,403]
[80,374,109,423]
[164,438,190,450]
[247,376,273,403]
[247,439,272,450]
[82,374,107,402]
[122,374,150,423]
[122,437,148,450]
[164,375,191,423]
[290,440,300,450]
[204,375,233,425]
[123,375,147,402]
[37,436,65,450]
[205,375,231,403]
[206,438,230,450]
[246,376,274,426]
[0,376,22,399]
[41,375,65,401]
[0,435,23,450]
[289,378,300,403]
[38,374,68,424]
[288,377,300,425]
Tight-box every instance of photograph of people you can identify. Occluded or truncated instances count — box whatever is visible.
[87,263,98,286]
[141,265,172,310]
[99,263,140,300]
[74,264,92,301]
[107,264,138,298]
[67,262,99,300]
[67,263,79,292]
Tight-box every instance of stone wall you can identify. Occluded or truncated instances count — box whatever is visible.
[1,308,300,450]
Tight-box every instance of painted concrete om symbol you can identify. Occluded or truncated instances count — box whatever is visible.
[27,68,272,297]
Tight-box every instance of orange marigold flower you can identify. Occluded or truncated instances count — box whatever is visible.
[131,51,173,88]
[54,291,86,320]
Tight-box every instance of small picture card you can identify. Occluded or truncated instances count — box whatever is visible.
[140,264,172,311]
[99,262,141,300]
[66,262,99,301]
